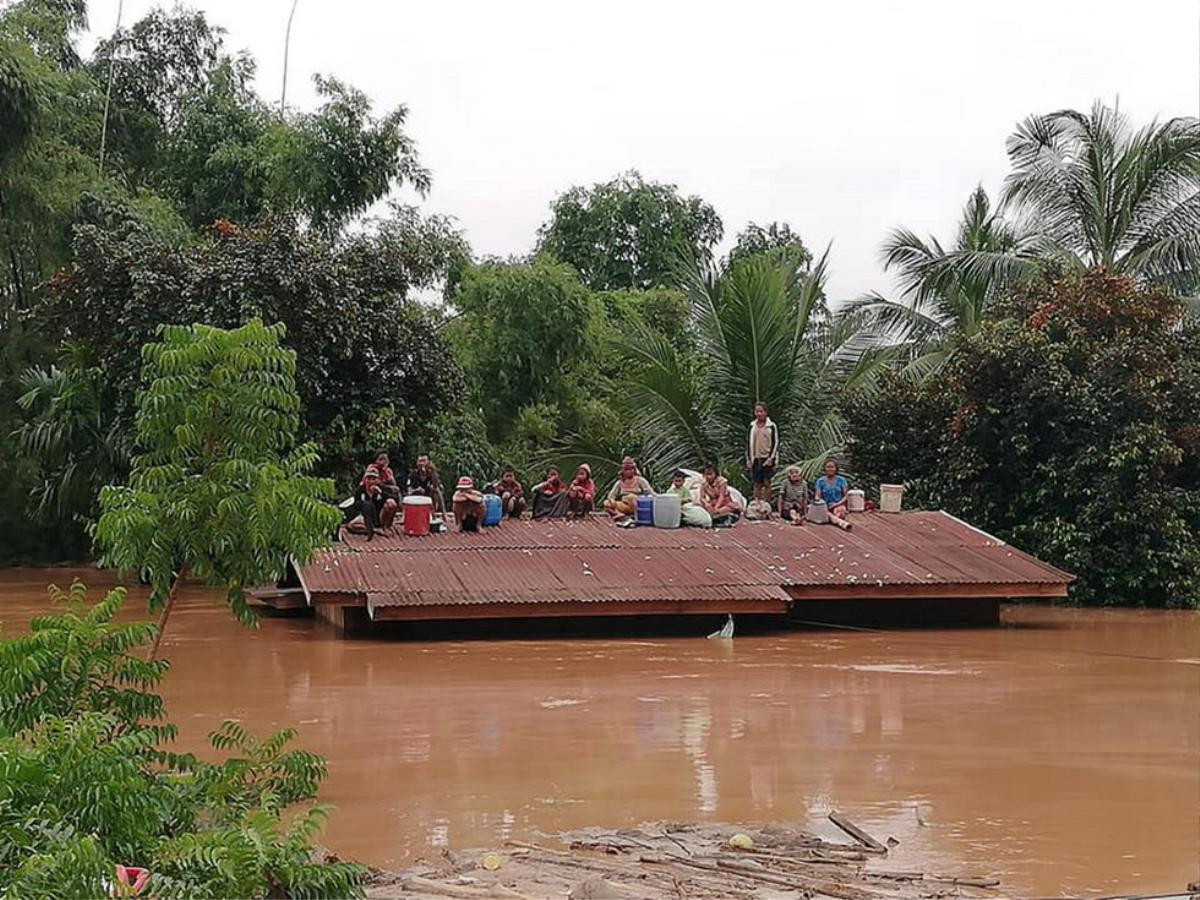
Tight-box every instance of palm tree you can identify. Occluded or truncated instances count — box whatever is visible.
[998,102,1200,293]
[844,186,1042,378]
[15,343,129,528]
[566,248,888,486]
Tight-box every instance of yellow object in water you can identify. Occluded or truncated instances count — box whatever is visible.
[728,833,755,849]
[481,852,502,870]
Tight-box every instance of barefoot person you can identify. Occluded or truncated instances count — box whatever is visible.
[814,458,850,518]
[603,457,652,518]
[699,464,739,525]
[348,465,398,539]
[566,464,596,517]
[407,453,445,516]
[745,402,779,510]
[778,465,808,525]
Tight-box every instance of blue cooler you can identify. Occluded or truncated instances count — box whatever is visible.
[635,494,655,526]
[482,493,503,526]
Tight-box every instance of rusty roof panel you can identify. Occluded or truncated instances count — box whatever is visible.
[298,510,1072,607]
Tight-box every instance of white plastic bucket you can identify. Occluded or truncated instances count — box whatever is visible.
[652,493,681,528]
[880,484,904,513]
[806,498,829,524]
[846,489,865,513]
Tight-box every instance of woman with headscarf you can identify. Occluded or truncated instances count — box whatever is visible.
[566,464,596,517]
[603,457,653,518]
[531,466,570,519]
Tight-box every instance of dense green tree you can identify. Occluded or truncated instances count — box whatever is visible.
[537,170,723,291]
[450,257,601,444]
[845,270,1200,608]
[38,212,466,487]
[94,320,341,658]
[725,221,812,270]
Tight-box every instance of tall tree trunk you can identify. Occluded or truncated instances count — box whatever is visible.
[146,567,188,662]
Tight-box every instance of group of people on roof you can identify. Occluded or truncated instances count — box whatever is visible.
[346,402,856,536]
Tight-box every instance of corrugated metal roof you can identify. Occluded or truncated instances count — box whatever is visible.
[299,511,1072,608]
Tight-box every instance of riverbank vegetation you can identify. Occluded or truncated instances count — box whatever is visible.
[0,581,366,897]
[1,1,1197,607]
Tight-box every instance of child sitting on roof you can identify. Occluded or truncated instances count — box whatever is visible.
[667,469,712,528]
[699,464,740,527]
[492,467,526,518]
[566,464,596,518]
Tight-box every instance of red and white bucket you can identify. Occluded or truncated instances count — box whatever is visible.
[402,495,433,536]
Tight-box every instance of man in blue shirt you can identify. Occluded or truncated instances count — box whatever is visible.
[814,457,850,517]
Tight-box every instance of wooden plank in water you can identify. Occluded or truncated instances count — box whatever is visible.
[828,811,888,854]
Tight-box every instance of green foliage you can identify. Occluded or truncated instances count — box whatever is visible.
[845,270,1200,608]
[599,248,874,486]
[725,221,812,270]
[843,186,1045,380]
[0,583,365,898]
[15,342,130,540]
[537,170,723,291]
[40,213,466,488]
[94,320,340,624]
[450,257,600,444]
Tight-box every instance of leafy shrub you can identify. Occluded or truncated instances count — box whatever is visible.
[0,583,366,898]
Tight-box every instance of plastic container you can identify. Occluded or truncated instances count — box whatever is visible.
[652,493,682,529]
[846,489,865,513]
[635,494,655,526]
[402,495,433,536]
[482,493,503,527]
[805,498,829,524]
[880,484,905,513]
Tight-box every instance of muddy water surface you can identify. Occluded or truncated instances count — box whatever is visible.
[2,568,1197,896]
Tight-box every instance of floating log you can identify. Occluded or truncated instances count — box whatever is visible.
[828,811,888,854]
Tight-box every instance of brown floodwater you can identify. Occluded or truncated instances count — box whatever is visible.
[2,568,1198,896]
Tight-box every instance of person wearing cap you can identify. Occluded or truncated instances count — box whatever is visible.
[452,476,485,532]
[603,457,652,518]
[349,465,398,537]
[566,464,596,518]
[666,469,712,528]
[492,467,526,518]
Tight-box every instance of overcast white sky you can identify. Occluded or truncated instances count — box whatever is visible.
[82,0,1199,301]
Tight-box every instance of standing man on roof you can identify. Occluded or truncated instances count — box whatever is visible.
[746,402,779,510]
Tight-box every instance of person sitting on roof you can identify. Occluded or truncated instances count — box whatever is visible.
[699,464,739,526]
[366,451,401,500]
[492,467,526,518]
[667,469,712,528]
[778,465,809,525]
[566,464,596,518]
[347,465,398,539]
[814,457,850,518]
[531,466,569,519]
[452,476,485,532]
[407,453,445,516]
[603,456,653,519]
